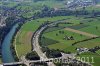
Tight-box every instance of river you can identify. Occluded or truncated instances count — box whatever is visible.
[1,24,18,63]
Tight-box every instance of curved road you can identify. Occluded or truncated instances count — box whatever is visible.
[32,25,55,66]
[32,21,65,66]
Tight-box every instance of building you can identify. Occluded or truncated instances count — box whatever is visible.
[66,0,95,8]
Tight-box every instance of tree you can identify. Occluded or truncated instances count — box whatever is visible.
[46,49,62,58]
[96,26,98,30]
[70,36,74,40]
[26,51,40,60]
[56,33,58,36]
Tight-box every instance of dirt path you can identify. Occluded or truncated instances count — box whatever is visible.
[64,28,98,37]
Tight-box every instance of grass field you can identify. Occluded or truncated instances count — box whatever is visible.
[1,0,100,65]
[38,16,100,66]
[15,0,66,18]
[77,4,100,11]
[79,17,100,36]
[15,16,100,58]
[1,2,18,7]
[43,29,88,53]
[75,38,100,48]
[63,16,100,36]
[15,20,43,58]
[14,16,74,58]
[76,52,100,66]
[40,16,100,53]
[96,50,100,54]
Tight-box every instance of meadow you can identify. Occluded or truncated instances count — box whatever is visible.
[40,16,100,53]
[15,15,100,58]
[2,1,99,65]
[74,38,100,48]
[14,16,73,58]
[76,52,100,66]
[43,28,89,53]
[15,0,66,18]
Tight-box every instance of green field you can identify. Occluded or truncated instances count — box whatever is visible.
[40,16,100,52]
[15,15,100,58]
[42,28,88,53]
[75,38,100,48]
[15,19,44,58]
[15,0,66,18]
[76,52,100,66]
[79,17,100,36]
[77,4,100,11]
[96,50,100,54]
[15,16,73,58]
[1,0,100,66]
[1,2,19,7]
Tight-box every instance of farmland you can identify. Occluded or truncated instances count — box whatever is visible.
[14,16,73,58]
[43,29,88,53]
[0,0,100,66]
[14,15,87,57]
[76,52,100,66]
[40,16,100,54]
[15,0,66,18]
[15,15,100,60]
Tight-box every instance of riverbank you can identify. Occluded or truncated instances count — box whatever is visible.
[0,55,2,64]
[1,24,18,63]
[10,23,24,62]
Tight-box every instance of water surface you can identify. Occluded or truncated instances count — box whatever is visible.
[2,24,18,63]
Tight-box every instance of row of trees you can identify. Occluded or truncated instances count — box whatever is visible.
[72,37,100,46]
[37,23,62,58]
[0,16,17,49]
[89,46,100,53]
[10,23,25,62]
[32,5,100,19]
[41,46,62,58]
[0,4,27,58]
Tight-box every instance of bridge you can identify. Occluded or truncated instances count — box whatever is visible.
[1,20,91,66]
[2,58,60,66]
[1,20,67,66]
[1,20,74,66]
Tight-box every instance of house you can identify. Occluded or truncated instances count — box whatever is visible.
[66,0,95,8]
[77,47,89,53]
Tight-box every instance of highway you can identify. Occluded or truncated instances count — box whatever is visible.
[2,20,91,66]
[32,25,55,66]
[32,20,67,66]
[2,21,72,66]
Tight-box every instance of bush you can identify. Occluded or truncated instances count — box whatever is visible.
[26,51,40,60]
[46,49,62,58]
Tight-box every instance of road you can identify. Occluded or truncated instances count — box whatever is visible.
[2,21,92,66]
[2,57,62,66]
[32,21,67,66]
[32,25,55,66]
[32,22,97,66]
